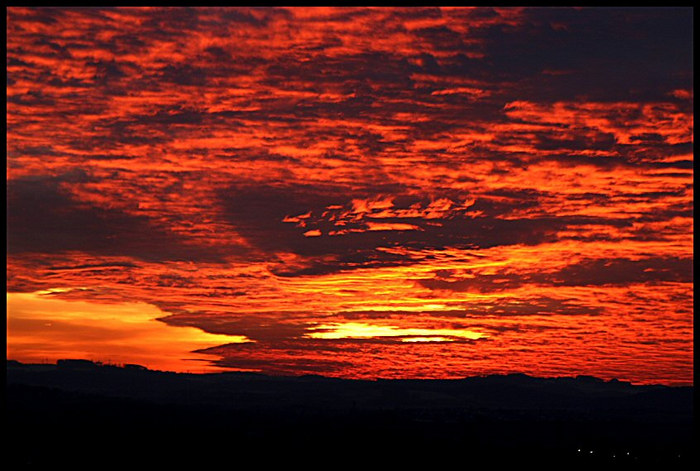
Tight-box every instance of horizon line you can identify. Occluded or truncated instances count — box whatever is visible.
[7,358,693,388]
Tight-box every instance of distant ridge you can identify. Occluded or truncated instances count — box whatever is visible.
[6,358,693,467]
[6,358,690,413]
[3,358,666,386]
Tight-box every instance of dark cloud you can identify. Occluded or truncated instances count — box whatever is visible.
[542,153,693,172]
[550,257,693,286]
[471,7,692,102]
[418,256,693,293]
[47,262,138,271]
[164,313,309,343]
[469,189,545,217]
[414,25,466,50]
[418,275,525,293]
[194,332,484,376]
[157,64,209,87]
[533,132,617,152]
[89,59,130,85]
[215,8,269,27]
[265,52,415,92]
[140,7,202,35]
[218,182,645,276]
[219,183,351,253]
[7,175,223,262]
[7,90,55,107]
[465,296,604,317]
[201,347,356,375]
[635,203,693,223]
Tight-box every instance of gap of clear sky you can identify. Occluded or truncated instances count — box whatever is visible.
[6,7,693,384]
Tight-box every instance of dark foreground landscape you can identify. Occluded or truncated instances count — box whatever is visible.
[6,360,694,467]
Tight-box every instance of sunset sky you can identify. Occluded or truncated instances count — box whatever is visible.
[6,7,693,384]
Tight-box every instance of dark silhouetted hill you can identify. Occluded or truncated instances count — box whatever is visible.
[5,360,694,467]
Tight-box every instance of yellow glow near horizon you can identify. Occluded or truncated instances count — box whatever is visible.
[337,303,456,312]
[6,291,251,373]
[401,336,455,343]
[306,321,487,341]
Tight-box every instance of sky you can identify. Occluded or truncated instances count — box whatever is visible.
[6,7,693,384]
